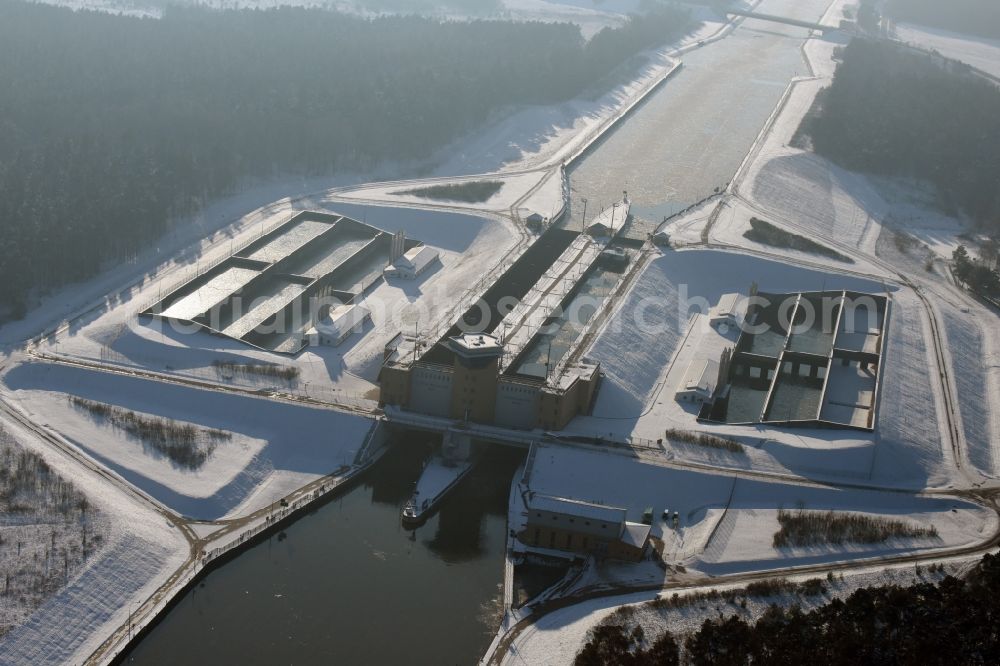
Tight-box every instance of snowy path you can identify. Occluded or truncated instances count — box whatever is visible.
[3,1,999,663]
[486,0,1000,662]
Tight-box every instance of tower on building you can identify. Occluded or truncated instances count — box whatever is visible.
[447,333,502,423]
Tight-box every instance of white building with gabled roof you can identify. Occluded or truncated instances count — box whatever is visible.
[676,357,719,403]
[709,292,747,331]
[521,492,650,561]
[384,244,439,280]
[307,303,371,347]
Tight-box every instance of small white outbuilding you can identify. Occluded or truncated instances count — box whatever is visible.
[675,358,719,403]
[384,245,439,280]
[709,293,747,331]
[308,303,371,347]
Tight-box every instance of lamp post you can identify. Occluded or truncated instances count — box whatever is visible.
[581,198,588,233]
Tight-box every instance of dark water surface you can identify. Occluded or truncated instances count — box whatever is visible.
[123,444,523,665]
[123,4,835,662]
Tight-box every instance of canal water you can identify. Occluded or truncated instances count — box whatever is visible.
[124,1,834,662]
[122,443,524,665]
[567,0,830,227]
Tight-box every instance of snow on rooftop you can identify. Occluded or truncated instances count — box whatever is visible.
[561,249,959,487]
[552,362,600,391]
[313,303,371,340]
[524,444,995,576]
[528,492,626,525]
[682,357,718,393]
[397,244,438,271]
[451,333,502,354]
[710,292,746,320]
[586,200,630,236]
[622,521,651,548]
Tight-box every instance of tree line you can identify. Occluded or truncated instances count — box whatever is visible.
[799,39,1000,237]
[576,552,1000,665]
[0,1,690,318]
[953,245,1000,299]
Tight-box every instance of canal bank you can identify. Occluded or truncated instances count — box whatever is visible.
[120,442,525,665]
[567,0,820,229]
[110,2,836,663]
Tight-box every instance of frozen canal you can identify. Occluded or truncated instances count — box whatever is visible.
[568,0,830,224]
[124,1,835,661]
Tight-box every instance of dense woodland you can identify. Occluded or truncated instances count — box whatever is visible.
[576,553,1000,665]
[132,0,506,14]
[953,245,1000,299]
[886,0,1000,40]
[800,39,1000,235]
[0,1,690,317]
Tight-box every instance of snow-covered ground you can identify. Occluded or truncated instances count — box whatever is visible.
[331,171,551,215]
[938,302,997,476]
[524,444,991,579]
[27,202,518,406]
[0,533,180,665]
[33,0,648,39]
[894,22,1000,79]
[708,198,890,276]
[1,362,376,520]
[0,412,188,666]
[563,248,954,488]
[0,427,112,638]
[500,554,984,666]
[491,3,1000,663]
[6,0,999,662]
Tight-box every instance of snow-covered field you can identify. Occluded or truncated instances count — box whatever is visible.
[0,414,188,666]
[732,47,967,261]
[894,22,1000,79]
[501,555,983,666]
[31,202,517,401]
[331,171,550,214]
[491,3,1000,663]
[0,534,179,665]
[5,0,999,662]
[708,198,890,277]
[938,302,996,476]
[0,427,112,638]
[871,221,1000,482]
[523,444,992,578]
[502,439,995,664]
[564,248,953,488]
[2,362,375,520]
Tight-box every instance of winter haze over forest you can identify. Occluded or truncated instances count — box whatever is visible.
[1,0,999,664]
